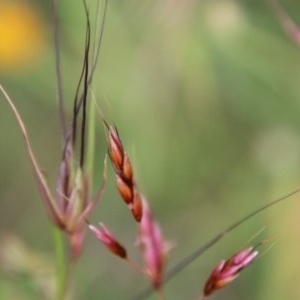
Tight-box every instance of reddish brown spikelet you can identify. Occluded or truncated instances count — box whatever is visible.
[203,247,258,296]
[108,127,124,171]
[123,154,133,181]
[107,125,143,222]
[132,190,143,222]
[116,174,133,204]
[89,223,127,259]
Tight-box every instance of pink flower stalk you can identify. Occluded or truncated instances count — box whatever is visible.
[44,143,108,259]
[51,145,108,259]
[69,226,86,259]
[0,85,107,259]
[89,223,127,259]
[139,198,172,289]
[203,247,259,296]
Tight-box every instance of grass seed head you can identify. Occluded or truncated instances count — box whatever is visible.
[89,223,127,259]
[203,247,259,296]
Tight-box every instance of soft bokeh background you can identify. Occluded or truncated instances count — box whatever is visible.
[1,0,300,299]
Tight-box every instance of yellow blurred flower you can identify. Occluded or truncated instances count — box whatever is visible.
[0,1,46,72]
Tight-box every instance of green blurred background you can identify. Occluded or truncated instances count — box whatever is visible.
[1,0,300,299]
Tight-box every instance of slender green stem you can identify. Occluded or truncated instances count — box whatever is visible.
[52,226,67,300]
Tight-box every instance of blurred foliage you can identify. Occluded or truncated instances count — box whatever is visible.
[1,0,300,299]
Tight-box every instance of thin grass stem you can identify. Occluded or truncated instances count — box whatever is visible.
[52,226,67,300]
[126,257,144,274]
[51,0,66,140]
